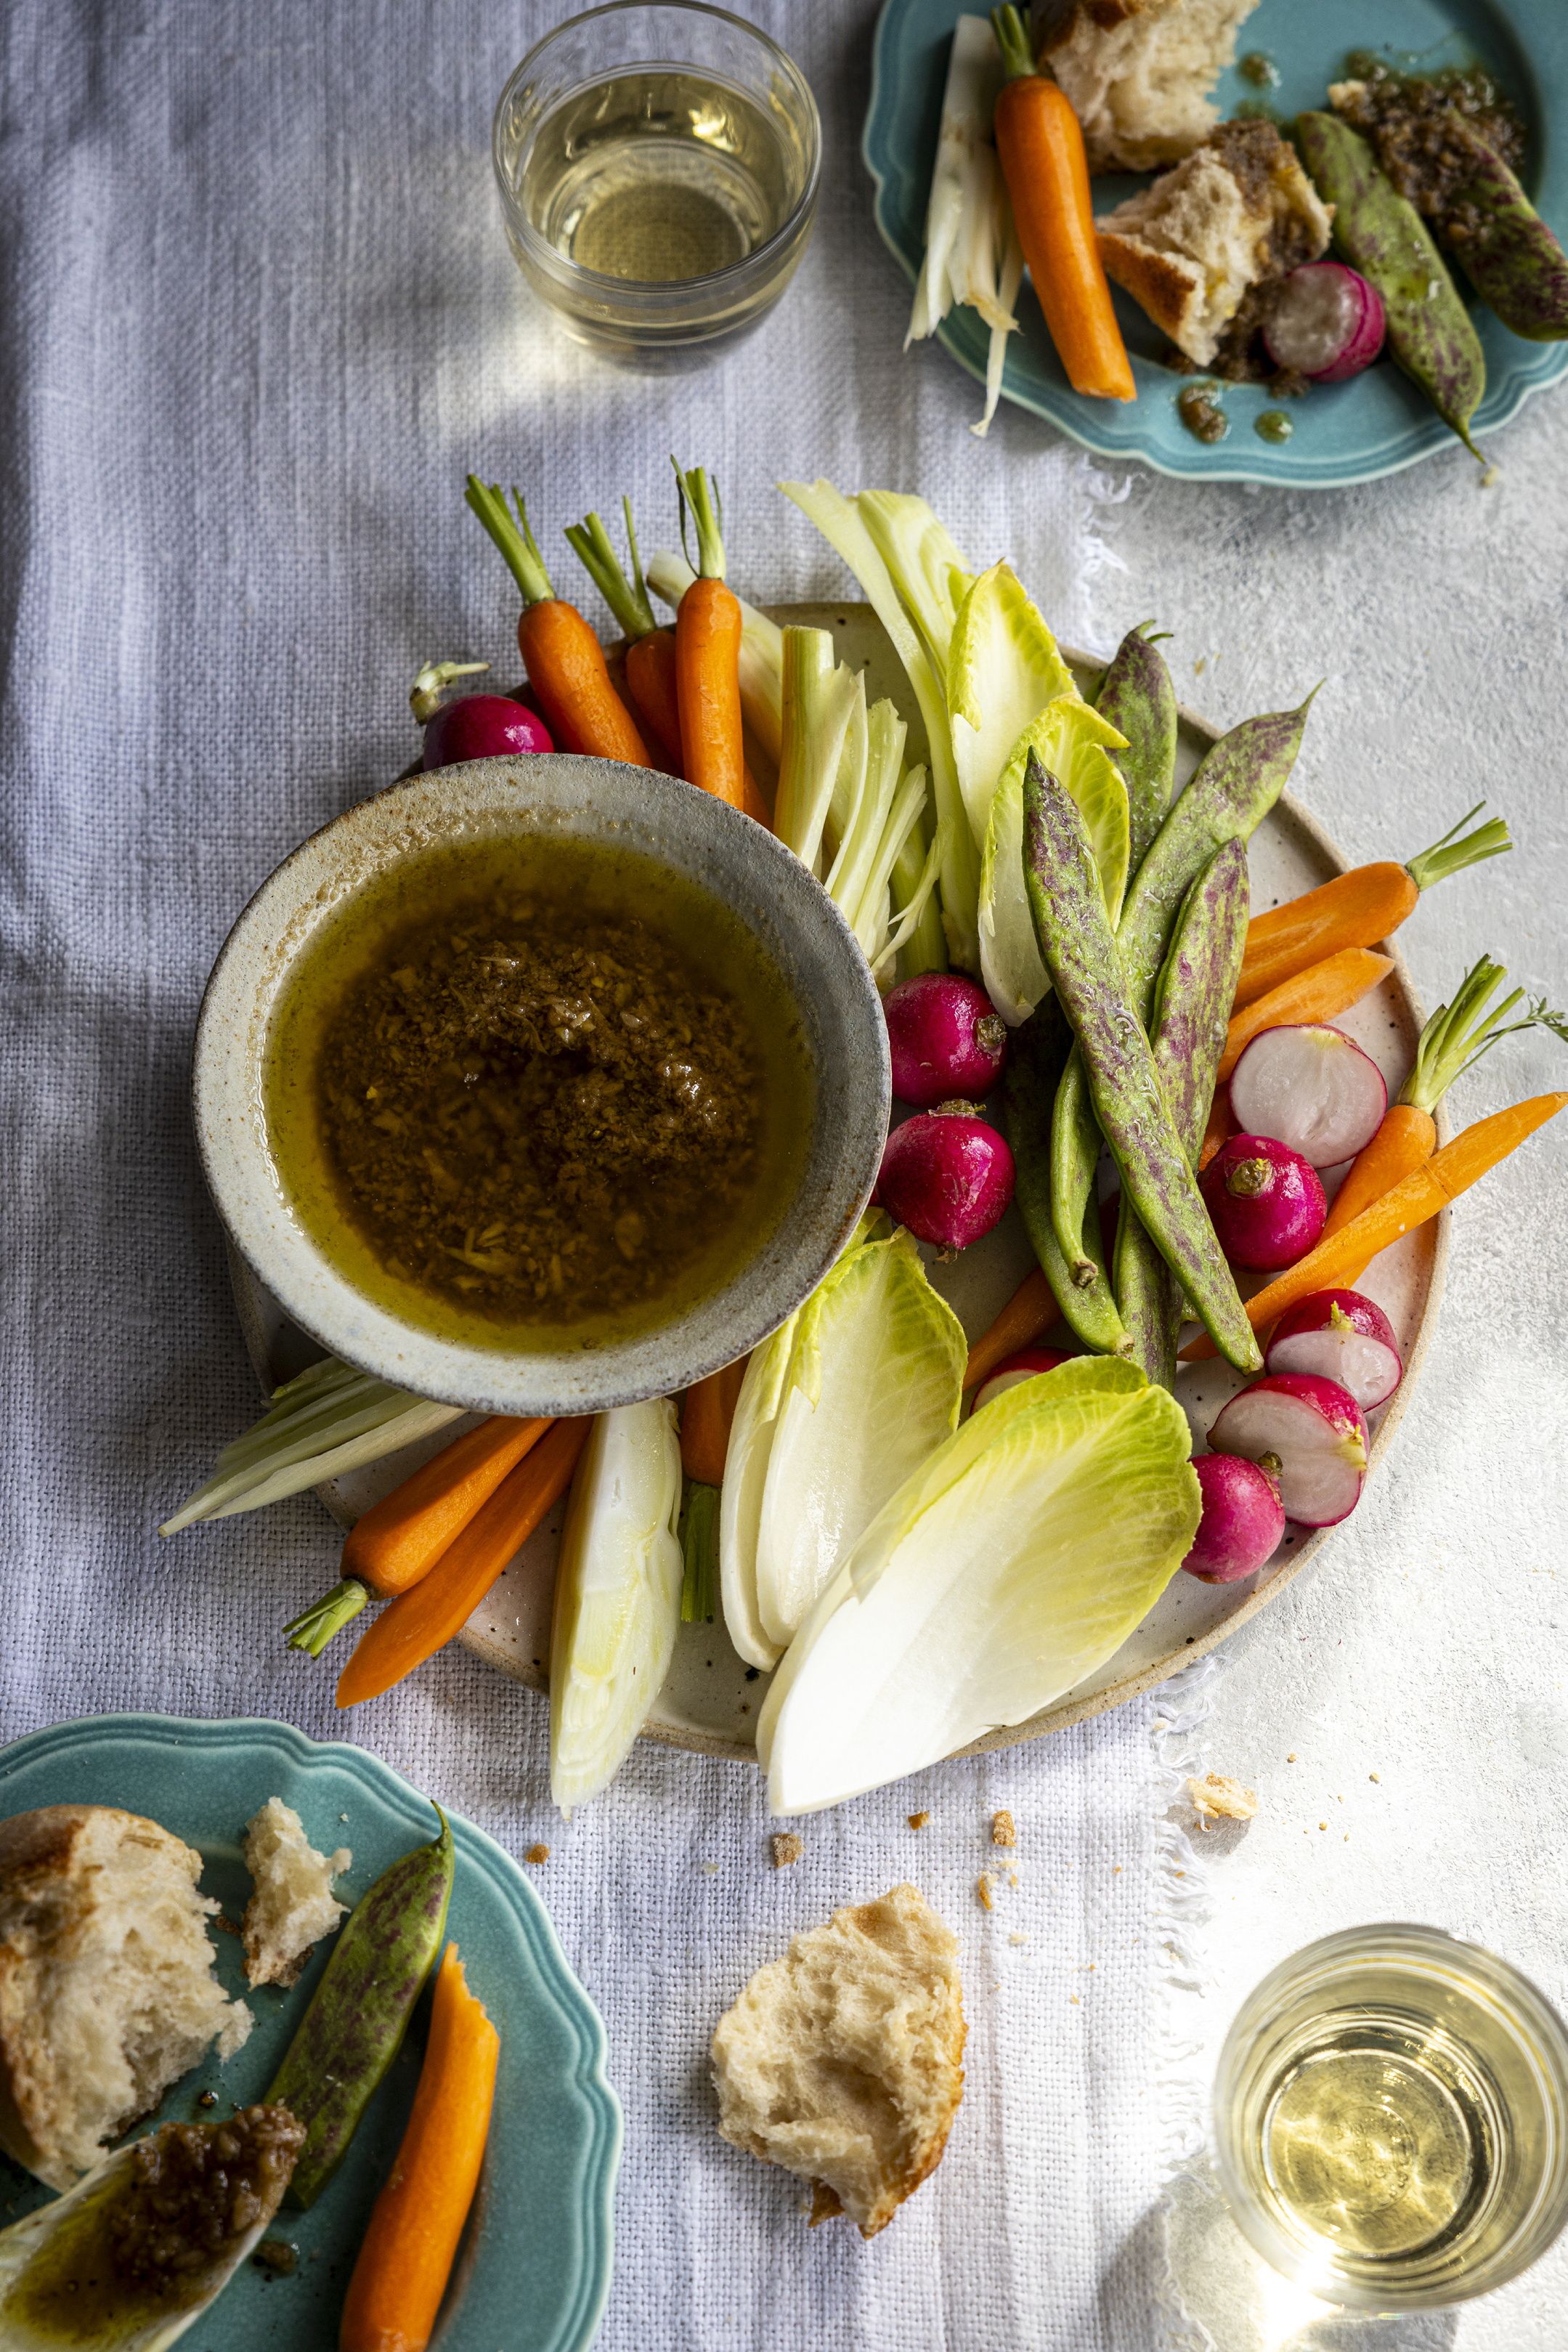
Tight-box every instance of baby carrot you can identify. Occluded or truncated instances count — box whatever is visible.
[336,1419,590,1708]
[342,1418,551,1595]
[1181,1092,1568,1360]
[672,463,746,808]
[466,478,649,766]
[991,8,1134,402]
[565,500,683,771]
[1219,948,1394,1083]
[339,1945,499,2352]
[964,1267,1060,1392]
[1323,956,1567,1238]
[1234,806,1511,1008]
[679,1361,748,1488]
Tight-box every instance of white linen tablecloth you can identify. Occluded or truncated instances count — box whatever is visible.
[3,4,1567,2348]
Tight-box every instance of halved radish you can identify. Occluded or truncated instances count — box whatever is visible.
[1201,1133,1326,1269]
[1266,1289,1403,1411]
[1182,1453,1286,1583]
[1229,1024,1386,1168]
[1208,1372,1369,1528]
[972,1347,1071,1414]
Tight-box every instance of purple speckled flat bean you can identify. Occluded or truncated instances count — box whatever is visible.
[1435,116,1568,342]
[1115,840,1250,1387]
[1024,758,1260,1374]
[1095,624,1177,877]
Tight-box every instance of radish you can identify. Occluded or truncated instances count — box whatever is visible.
[1201,1134,1326,1269]
[423,692,553,769]
[972,1347,1071,1414]
[1267,1289,1403,1411]
[1209,1373,1368,1528]
[1182,1453,1285,1583]
[884,973,1008,1107]
[1264,261,1386,382]
[1229,1024,1387,1168]
[877,1101,1015,1250]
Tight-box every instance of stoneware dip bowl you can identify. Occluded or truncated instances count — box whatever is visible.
[194,755,890,1416]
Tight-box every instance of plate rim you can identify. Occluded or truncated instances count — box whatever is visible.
[0,1708,622,2352]
[861,0,1568,484]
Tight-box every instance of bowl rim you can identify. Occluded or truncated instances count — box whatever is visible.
[492,0,824,304]
[192,755,890,1416]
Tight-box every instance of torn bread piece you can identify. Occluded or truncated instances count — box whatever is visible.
[1188,1773,1259,1826]
[1039,0,1261,174]
[712,1883,964,2238]
[0,1805,253,2191]
[241,1798,352,1989]
[1096,119,1333,368]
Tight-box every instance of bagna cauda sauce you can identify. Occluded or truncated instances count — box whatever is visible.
[264,832,813,1353]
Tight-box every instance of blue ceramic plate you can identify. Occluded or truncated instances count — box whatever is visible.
[0,1714,620,2352]
[864,0,1568,482]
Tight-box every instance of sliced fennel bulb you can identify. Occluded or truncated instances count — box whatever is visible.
[979,696,1132,1026]
[759,1361,1200,1814]
[905,16,1023,435]
[549,1400,683,1813]
[751,1227,965,1653]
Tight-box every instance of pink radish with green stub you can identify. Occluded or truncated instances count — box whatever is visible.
[1200,1134,1326,1269]
[1265,1289,1404,1411]
[1228,1023,1387,1167]
[1181,1453,1286,1583]
[971,1347,1071,1414]
[877,1101,1015,1251]
[1209,1371,1369,1528]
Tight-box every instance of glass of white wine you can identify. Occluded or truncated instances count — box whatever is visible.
[493,1,821,360]
[1215,1924,1568,2310]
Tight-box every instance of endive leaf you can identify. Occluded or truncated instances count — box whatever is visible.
[979,695,1132,1026]
[759,1360,1199,1814]
[948,561,1076,848]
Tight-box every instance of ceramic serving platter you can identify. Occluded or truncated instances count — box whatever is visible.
[0,1714,620,2352]
[226,604,1447,1766]
[863,0,1568,484]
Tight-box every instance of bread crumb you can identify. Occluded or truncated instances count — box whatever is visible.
[1187,1774,1259,1829]
[702,1861,720,1875]
[991,1809,1016,1849]
[771,1833,803,1870]
[1369,1772,1380,1783]
[1287,1752,1297,1762]
[1071,1993,1081,2005]
[975,1874,994,1912]
[907,1812,930,1830]
[1008,1931,1028,1945]
[526,1843,551,1864]
[1319,1821,1328,1831]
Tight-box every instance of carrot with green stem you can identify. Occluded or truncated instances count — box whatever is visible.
[339,1944,499,2352]
[336,1417,590,1708]
[1323,957,1568,1239]
[285,1416,553,1658]
[465,477,650,766]
[564,498,684,771]
[672,461,746,809]
[991,8,1135,402]
[1235,805,1511,1008]
[1181,1092,1568,1360]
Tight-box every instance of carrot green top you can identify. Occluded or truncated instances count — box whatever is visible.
[672,461,727,581]
[1405,802,1511,891]
[1401,954,1567,1113]
[464,476,554,607]
[564,498,657,640]
[991,7,1036,81]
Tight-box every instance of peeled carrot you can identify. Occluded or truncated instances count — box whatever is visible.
[672,463,745,808]
[991,9,1135,402]
[1199,1087,1236,1172]
[1219,948,1394,1083]
[963,1267,1059,1392]
[466,479,649,766]
[680,1360,749,1487]
[1235,807,1511,1009]
[336,1418,590,1708]
[1321,953,1565,1241]
[1182,1092,1568,1360]
[625,626,683,768]
[342,1417,551,1597]
[339,1944,499,2352]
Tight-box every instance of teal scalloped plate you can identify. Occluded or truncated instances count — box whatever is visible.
[864,0,1568,482]
[0,1715,620,2352]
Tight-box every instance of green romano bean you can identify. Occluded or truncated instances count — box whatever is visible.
[1023,755,1260,1374]
[1002,999,1131,1357]
[267,1805,454,2207]
[1296,112,1485,458]
[1115,840,1250,1387]
[1047,695,1315,1276]
[1430,116,1568,342]
[1095,623,1177,874]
